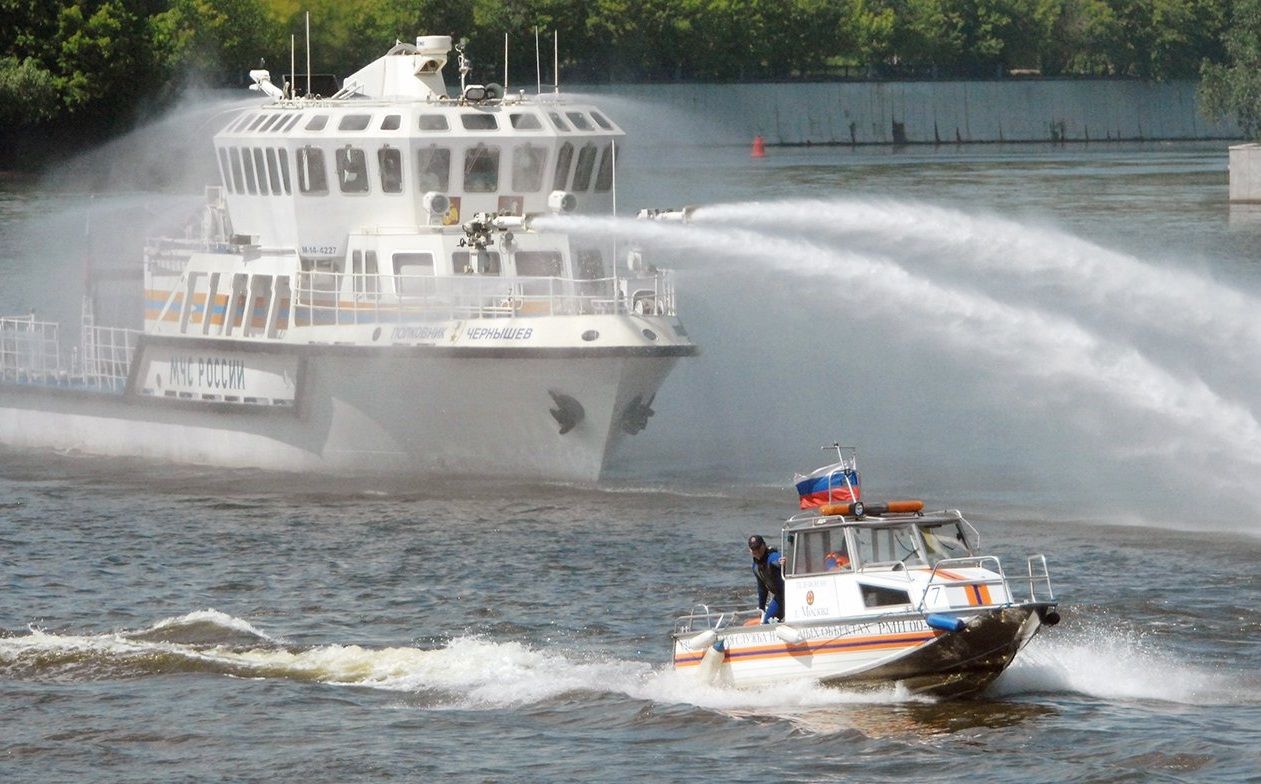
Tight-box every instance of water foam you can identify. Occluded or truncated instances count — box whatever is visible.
[993,622,1248,705]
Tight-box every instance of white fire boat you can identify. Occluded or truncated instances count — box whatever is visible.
[672,447,1059,698]
[0,36,695,480]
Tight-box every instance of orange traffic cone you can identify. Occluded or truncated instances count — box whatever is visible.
[751,135,766,158]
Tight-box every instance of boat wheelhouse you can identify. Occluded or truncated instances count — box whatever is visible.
[0,36,695,480]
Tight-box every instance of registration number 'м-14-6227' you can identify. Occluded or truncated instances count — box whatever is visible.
[301,245,338,256]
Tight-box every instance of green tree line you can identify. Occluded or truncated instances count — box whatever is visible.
[0,0,1255,141]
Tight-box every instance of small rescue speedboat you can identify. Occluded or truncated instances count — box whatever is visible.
[671,447,1060,699]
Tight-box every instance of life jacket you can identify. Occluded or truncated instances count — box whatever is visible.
[825,550,850,570]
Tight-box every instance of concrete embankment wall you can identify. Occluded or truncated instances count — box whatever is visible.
[580,80,1239,145]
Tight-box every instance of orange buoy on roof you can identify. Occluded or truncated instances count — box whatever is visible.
[751,135,766,158]
[818,499,924,517]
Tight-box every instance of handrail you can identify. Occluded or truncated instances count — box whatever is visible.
[914,554,1054,613]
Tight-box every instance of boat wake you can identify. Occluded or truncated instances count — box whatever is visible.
[3,611,1255,712]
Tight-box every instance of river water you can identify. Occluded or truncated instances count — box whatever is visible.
[3,124,1261,782]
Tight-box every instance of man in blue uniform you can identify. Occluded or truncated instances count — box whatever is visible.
[748,534,785,623]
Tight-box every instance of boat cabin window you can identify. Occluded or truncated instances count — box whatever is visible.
[264,149,282,193]
[919,522,974,564]
[248,114,269,131]
[594,143,615,192]
[860,584,911,608]
[510,112,542,130]
[305,115,329,131]
[547,112,570,131]
[566,112,593,131]
[381,114,401,131]
[339,114,372,131]
[454,250,501,275]
[229,148,245,193]
[218,148,232,192]
[464,144,500,192]
[852,525,925,568]
[590,111,614,130]
[572,144,598,191]
[277,149,292,193]
[242,147,259,194]
[514,251,563,277]
[553,143,574,191]
[790,527,852,575]
[462,113,498,130]
[297,146,329,195]
[378,146,403,193]
[512,144,547,192]
[416,146,450,191]
[279,114,302,132]
[335,146,369,193]
[252,149,269,194]
[393,252,435,296]
[419,114,449,131]
[232,113,256,132]
[259,114,283,132]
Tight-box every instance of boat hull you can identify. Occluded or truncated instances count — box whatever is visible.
[673,604,1050,699]
[0,342,686,481]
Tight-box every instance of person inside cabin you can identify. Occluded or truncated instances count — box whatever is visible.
[824,547,850,571]
[748,534,785,623]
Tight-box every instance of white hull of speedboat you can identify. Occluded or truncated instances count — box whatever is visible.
[674,604,1050,699]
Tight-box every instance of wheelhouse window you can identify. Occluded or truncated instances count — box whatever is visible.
[338,114,372,131]
[229,148,245,193]
[594,143,615,192]
[566,112,593,131]
[281,114,304,132]
[218,148,232,192]
[511,144,547,192]
[232,113,256,132]
[381,114,401,131]
[418,114,449,131]
[416,146,450,191]
[552,142,574,191]
[241,147,259,194]
[378,146,403,193]
[296,146,328,194]
[264,148,281,193]
[259,114,282,132]
[514,251,563,277]
[277,149,291,193]
[510,112,543,130]
[590,111,614,130]
[547,112,569,131]
[335,146,369,193]
[247,114,269,131]
[919,522,973,564]
[305,115,329,131]
[462,113,498,130]
[453,250,501,275]
[252,149,269,194]
[852,525,925,568]
[351,250,379,295]
[394,252,435,296]
[463,144,500,192]
[572,144,598,191]
[790,528,852,575]
[574,248,604,279]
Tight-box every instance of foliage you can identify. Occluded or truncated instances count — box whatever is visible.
[1199,0,1261,138]
[0,0,1247,145]
[0,56,59,127]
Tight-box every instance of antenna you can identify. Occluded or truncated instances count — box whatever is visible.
[305,11,311,97]
[553,30,559,94]
[503,33,509,96]
[534,27,542,95]
[289,33,295,99]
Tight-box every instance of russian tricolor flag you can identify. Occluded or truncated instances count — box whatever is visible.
[794,463,861,509]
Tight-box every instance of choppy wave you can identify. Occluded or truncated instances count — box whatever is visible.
[4,610,1257,714]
